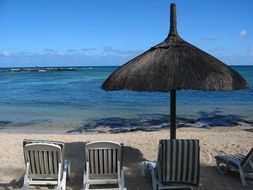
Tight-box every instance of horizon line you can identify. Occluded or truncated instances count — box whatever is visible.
[1,64,253,69]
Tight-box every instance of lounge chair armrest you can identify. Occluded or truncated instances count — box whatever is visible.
[141,161,156,177]
[64,160,70,169]
[64,160,71,180]
[120,168,125,190]
[141,161,158,190]
[21,163,30,190]
[150,165,158,190]
[83,163,89,189]
[61,160,70,190]
[227,159,241,166]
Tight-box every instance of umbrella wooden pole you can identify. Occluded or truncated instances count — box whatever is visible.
[170,89,176,139]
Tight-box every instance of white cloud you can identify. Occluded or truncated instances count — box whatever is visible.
[210,47,225,52]
[214,52,253,65]
[239,29,247,38]
[82,48,96,51]
[203,36,218,41]
[44,49,65,56]
[67,49,75,53]
[102,46,143,55]
[0,47,146,67]
[44,48,55,53]
[0,51,11,57]
[56,51,65,56]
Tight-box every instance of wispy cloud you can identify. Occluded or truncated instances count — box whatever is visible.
[239,29,247,38]
[102,46,143,55]
[1,49,252,66]
[0,51,11,57]
[210,47,225,52]
[82,48,96,51]
[1,47,142,58]
[210,49,253,65]
[44,49,65,56]
[67,49,75,53]
[103,46,113,52]
[203,36,218,41]
[44,48,55,52]
[0,47,146,66]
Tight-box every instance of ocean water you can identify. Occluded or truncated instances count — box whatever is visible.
[0,66,252,133]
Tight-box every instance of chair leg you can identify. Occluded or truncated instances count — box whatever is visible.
[67,161,71,180]
[119,169,125,190]
[239,167,247,186]
[141,161,147,177]
[22,163,30,190]
[151,168,157,190]
[84,183,90,190]
[62,160,71,190]
[83,167,88,190]
[216,160,228,175]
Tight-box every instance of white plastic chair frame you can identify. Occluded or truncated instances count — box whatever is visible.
[21,140,70,190]
[83,141,126,190]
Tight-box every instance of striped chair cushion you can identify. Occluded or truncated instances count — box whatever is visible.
[215,148,253,171]
[215,154,245,169]
[156,139,200,186]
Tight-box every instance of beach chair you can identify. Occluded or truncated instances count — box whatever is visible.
[21,139,70,190]
[215,148,253,185]
[83,141,126,190]
[141,139,200,190]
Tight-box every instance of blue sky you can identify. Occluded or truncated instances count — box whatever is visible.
[0,0,252,67]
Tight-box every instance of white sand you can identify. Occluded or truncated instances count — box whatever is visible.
[0,126,253,190]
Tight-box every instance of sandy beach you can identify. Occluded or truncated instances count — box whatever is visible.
[0,125,253,190]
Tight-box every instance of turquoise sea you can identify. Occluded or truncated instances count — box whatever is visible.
[0,66,252,133]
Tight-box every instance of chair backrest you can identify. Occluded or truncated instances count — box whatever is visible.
[85,141,123,179]
[241,147,253,171]
[156,139,200,186]
[23,139,64,179]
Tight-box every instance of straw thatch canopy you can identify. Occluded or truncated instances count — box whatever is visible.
[102,4,248,92]
[101,3,248,139]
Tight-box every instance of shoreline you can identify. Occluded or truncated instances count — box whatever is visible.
[0,125,253,189]
[0,120,252,135]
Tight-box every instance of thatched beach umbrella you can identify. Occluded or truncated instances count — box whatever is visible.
[101,3,248,139]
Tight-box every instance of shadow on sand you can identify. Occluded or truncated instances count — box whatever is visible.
[1,145,253,190]
[67,112,253,133]
[243,128,253,133]
[64,142,149,190]
[0,168,24,190]
[200,165,253,190]
[0,142,148,190]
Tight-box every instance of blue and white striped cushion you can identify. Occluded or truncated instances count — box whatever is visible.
[156,139,200,186]
[215,147,253,171]
[215,154,244,169]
